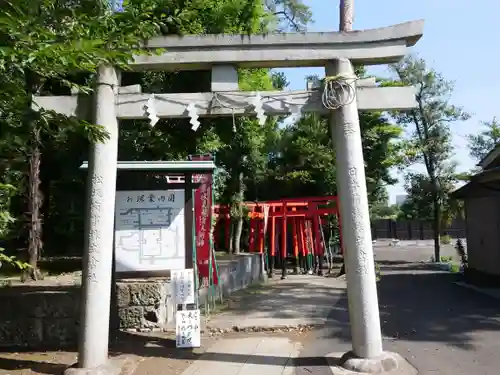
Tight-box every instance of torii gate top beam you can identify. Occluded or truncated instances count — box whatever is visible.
[131,20,424,71]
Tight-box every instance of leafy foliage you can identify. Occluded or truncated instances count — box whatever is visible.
[390,55,469,260]
[0,0,427,277]
[467,117,500,163]
[0,0,180,279]
[0,183,30,270]
[264,0,313,31]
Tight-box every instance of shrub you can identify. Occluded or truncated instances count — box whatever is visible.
[441,235,452,245]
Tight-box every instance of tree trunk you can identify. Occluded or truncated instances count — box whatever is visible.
[24,126,43,281]
[228,219,235,254]
[234,215,243,254]
[233,171,245,254]
[339,0,354,31]
[432,194,441,262]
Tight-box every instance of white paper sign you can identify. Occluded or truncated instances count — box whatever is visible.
[114,190,185,272]
[171,268,195,305]
[176,309,201,348]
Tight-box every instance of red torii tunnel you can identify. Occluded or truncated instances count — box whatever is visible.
[213,196,343,279]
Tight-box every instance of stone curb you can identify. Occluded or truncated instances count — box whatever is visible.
[123,323,322,336]
[204,323,321,336]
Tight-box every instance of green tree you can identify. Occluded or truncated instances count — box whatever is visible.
[0,183,30,271]
[370,191,400,220]
[264,0,313,31]
[398,171,463,232]
[116,0,307,254]
[467,117,500,163]
[0,0,172,279]
[217,69,276,254]
[390,55,469,261]
[0,0,317,265]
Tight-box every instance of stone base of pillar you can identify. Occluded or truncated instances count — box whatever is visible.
[325,351,417,374]
[64,357,135,375]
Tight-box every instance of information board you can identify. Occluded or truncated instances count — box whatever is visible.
[114,190,185,272]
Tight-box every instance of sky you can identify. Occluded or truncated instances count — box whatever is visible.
[276,0,500,203]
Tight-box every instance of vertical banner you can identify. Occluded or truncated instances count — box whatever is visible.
[263,204,270,233]
[190,155,218,284]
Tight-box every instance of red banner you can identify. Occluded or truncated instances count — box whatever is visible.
[191,155,218,284]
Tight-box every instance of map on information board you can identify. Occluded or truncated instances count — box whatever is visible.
[114,190,185,272]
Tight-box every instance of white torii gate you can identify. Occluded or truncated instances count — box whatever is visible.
[35,20,424,375]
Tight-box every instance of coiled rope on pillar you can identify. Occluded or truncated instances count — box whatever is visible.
[321,75,358,110]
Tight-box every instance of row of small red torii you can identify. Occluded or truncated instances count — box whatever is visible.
[212,196,343,259]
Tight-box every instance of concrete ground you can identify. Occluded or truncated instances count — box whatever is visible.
[373,240,459,263]
[182,243,500,375]
[205,275,345,331]
[301,243,500,375]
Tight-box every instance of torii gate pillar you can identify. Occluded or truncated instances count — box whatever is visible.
[78,65,119,369]
[325,60,412,373]
[327,59,383,360]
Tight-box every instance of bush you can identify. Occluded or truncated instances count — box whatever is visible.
[441,235,452,245]
[455,238,468,271]
[375,262,381,281]
[0,183,30,273]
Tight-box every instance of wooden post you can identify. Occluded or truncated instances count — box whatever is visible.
[313,215,323,276]
[249,215,256,252]
[292,217,299,274]
[225,216,230,250]
[269,208,276,277]
[281,202,287,279]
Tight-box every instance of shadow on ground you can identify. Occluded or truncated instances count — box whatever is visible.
[111,332,329,366]
[324,264,500,351]
[207,280,346,321]
[2,263,500,374]
[116,263,500,359]
[0,357,72,375]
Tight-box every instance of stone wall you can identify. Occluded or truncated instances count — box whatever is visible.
[0,286,80,349]
[117,253,265,331]
[0,253,264,348]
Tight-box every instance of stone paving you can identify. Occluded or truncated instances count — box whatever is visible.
[205,275,346,332]
[179,337,301,375]
[178,245,500,375]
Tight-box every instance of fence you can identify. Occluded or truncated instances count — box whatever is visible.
[371,218,466,240]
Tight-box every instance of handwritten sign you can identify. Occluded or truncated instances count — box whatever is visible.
[171,268,195,305]
[176,309,201,348]
[114,190,185,272]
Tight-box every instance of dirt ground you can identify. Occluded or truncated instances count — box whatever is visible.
[0,331,209,375]
[0,279,313,375]
[0,329,310,375]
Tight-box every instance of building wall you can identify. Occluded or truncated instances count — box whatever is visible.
[371,218,465,240]
[465,194,500,276]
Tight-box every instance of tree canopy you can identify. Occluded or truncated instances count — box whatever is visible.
[0,0,472,278]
